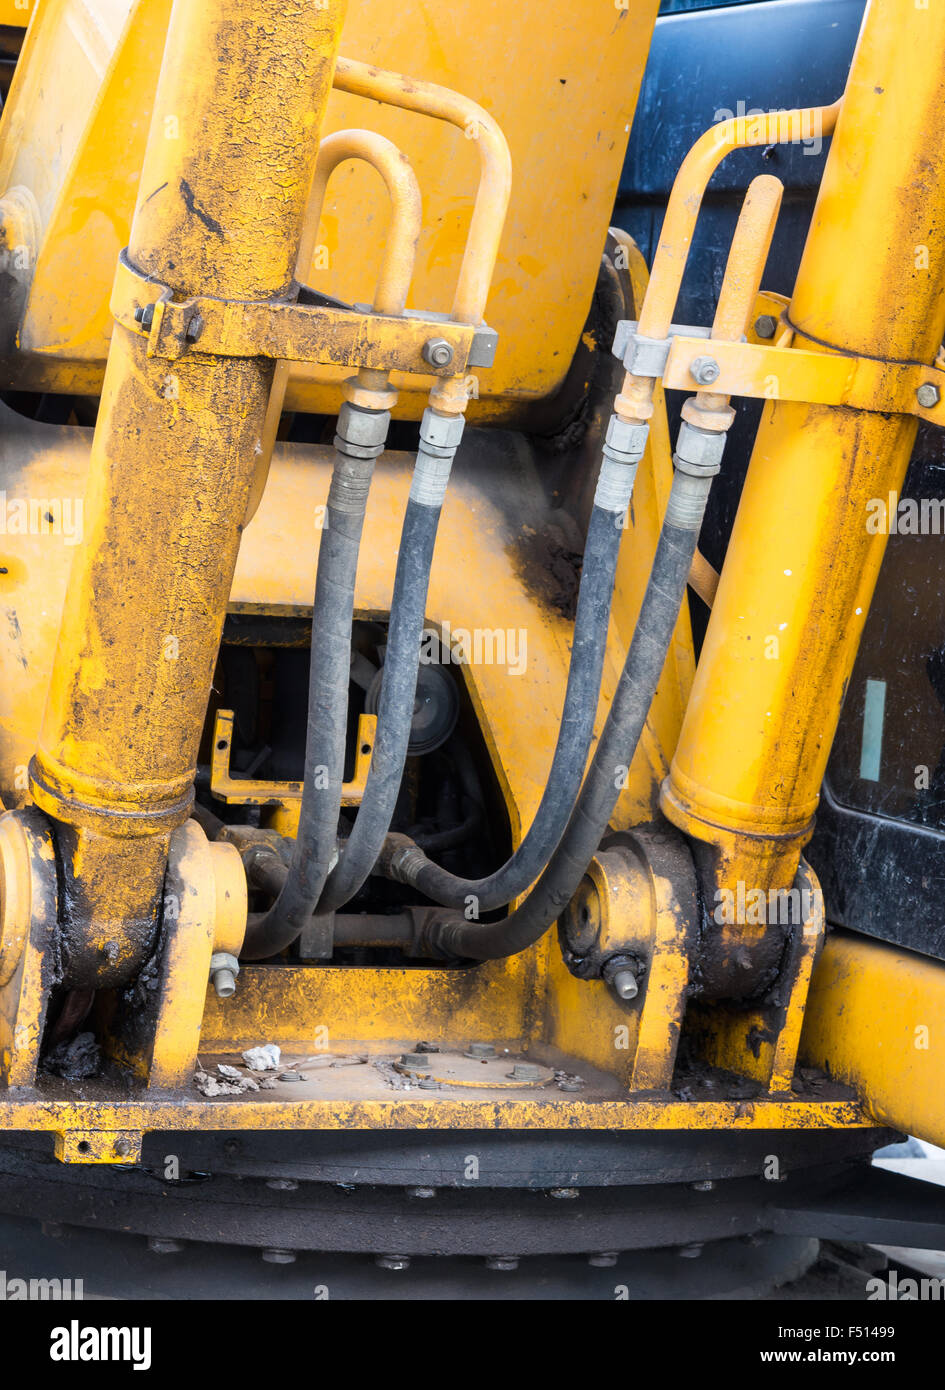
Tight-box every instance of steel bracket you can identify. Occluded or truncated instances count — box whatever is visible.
[210,708,376,807]
[111,251,497,373]
[662,325,945,423]
[612,319,713,377]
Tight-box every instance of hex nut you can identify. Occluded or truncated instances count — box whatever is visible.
[419,406,466,450]
[674,420,727,473]
[508,1063,541,1081]
[421,337,455,369]
[336,400,392,448]
[689,354,721,385]
[209,951,239,1000]
[400,1052,431,1068]
[604,414,650,458]
[609,969,639,1001]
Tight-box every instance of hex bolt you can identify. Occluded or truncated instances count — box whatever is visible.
[266,1178,299,1191]
[485,1255,519,1271]
[210,951,239,999]
[185,313,204,343]
[602,955,641,1002]
[917,382,941,408]
[376,1254,411,1271]
[133,304,155,330]
[548,1187,580,1200]
[754,314,778,339]
[691,1179,715,1192]
[508,1062,541,1081]
[689,354,721,386]
[261,1248,297,1265]
[464,1042,496,1060]
[278,1072,302,1083]
[588,1251,619,1268]
[114,1137,133,1157]
[406,1186,437,1199]
[418,1077,441,1090]
[558,1078,584,1092]
[421,337,454,369]
[147,1237,185,1255]
[610,969,639,1001]
[679,1243,704,1259]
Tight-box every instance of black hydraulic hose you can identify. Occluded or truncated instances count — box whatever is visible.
[386,500,631,911]
[241,403,389,960]
[412,796,480,854]
[419,461,715,962]
[316,407,465,915]
[406,737,485,852]
[326,415,647,914]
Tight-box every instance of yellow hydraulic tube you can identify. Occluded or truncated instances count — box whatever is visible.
[707,176,782,350]
[28,0,348,987]
[662,0,945,946]
[331,56,512,418]
[615,102,840,428]
[332,56,512,330]
[306,130,422,319]
[256,127,423,518]
[639,103,840,344]
[256,58,513,515]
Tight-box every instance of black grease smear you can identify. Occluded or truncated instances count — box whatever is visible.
[179,178,225,237]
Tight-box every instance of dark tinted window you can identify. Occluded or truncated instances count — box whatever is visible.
[659,1,778,12]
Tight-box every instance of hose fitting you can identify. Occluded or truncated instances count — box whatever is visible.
[595,415,649,514]
[409,408,466,506]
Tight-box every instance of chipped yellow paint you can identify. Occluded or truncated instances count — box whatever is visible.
[662,3,945,932]
[0,0,662,422]
[801,933,945,1149]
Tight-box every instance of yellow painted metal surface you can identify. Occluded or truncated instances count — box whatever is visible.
[0,405,696,1093]
[26,0,348,988]
[801,933,945,1148]
[0,1,33,25]
[0,0,942,1162]
[662,1,945,915]
[662,333,945,422]
[0,1093,872,1161]
[0,0,660,422]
